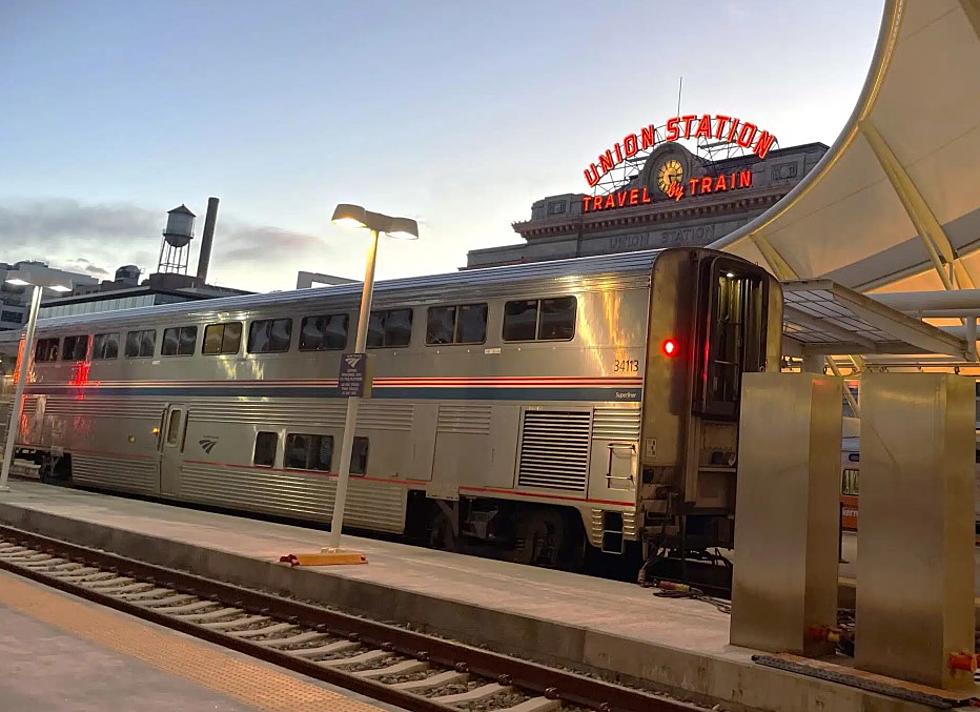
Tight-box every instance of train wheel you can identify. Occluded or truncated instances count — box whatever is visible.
[512,509,564,568]
[429,507,458,552]
[44,454,72,486]
[558,520,588,572]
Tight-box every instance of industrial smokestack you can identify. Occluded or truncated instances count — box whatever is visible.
[195,196,220,284]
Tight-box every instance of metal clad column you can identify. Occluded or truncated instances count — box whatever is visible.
[730,373,842,656]
[857,373,975,689]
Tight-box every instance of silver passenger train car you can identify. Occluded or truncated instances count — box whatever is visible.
[13,248,782,572]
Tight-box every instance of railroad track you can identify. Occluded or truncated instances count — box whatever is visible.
[0,523,707,712]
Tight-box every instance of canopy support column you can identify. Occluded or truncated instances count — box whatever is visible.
[750,233,799,282]
[960,0,980,43]
[860,118,975,290]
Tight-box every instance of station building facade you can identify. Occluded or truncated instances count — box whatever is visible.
[466,137,827,269]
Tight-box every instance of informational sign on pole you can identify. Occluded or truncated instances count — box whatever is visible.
[338,352,370,397]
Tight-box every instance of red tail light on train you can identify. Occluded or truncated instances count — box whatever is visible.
[661,338,678,357]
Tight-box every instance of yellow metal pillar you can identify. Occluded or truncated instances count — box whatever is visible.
[857,374,976,689]
[731,373,843,656]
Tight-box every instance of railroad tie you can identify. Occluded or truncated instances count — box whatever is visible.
[290,640,361,658]
[199,615,271,631]
[496,698,561,712]
[48,562,84,571]
[116,587,173,601]
[156,599,219,615]
[317,649,389,668]
[176,607,244,623]
[228,622,297,640]
[255,630,327,648]
[54,568,104,580]
[431,682,511,704]
[388,670,468,692]
[1,553,54,562]
[138,594,196,608]
[352,659,429,679]
[87,577,136,589]
[92,582,149,595]
[19,559,68,569]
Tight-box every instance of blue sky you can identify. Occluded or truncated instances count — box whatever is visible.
[0,0,884,291]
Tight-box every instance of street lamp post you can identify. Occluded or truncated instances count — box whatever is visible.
[325,204,418,553]
[0,271,71,492]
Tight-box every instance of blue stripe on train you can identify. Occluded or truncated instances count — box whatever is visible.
[24,384,643,402]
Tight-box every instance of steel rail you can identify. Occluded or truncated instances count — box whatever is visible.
[0,523,703,712]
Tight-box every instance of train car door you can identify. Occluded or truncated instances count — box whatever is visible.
[159,404,187,496]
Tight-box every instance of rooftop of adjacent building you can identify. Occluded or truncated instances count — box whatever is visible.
[465,141,830,270]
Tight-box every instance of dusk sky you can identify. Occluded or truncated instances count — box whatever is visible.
[0,1,884,292]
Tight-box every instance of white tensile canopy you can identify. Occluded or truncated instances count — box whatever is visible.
[711,0,980,296]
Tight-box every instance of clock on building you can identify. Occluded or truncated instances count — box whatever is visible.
[657,159,684,194]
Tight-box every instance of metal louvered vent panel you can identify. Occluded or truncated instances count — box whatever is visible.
[189,400,347,427]
[592,407,642,440]
[358,402,414,431]
[438,404,492,435]
[44,397,164,419]
[517,410,592,491]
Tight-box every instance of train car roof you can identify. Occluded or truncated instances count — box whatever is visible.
[35,248,679,331]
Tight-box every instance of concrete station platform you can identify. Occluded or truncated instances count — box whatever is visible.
[0,480,967,712]
[0,567,392,712]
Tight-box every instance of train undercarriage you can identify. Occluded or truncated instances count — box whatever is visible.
[26,448,734,591]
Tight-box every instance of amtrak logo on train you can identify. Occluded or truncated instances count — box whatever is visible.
[199,438,217,454]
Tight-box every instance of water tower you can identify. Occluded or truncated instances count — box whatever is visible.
[157,205,196,274]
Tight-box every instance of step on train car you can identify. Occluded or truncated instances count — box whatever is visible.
[11,248,782,577]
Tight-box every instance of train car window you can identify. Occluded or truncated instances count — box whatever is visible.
[387,309,413,347]
[693,258,768,419]
[166,410,182,446]
[284,433,333,471]
[162,327,180,356]
[503,298,575,342]
[253,432,278,468]
[538,297,576,340]
[299,314,349,351]
[457,303,488,343]
[125,329,156,358]
[351,436,369,475]
[426,304,488,345]
[367,311,385,347]
[141,330,157,357]
[203,322,242,355]
[248,318,292,353]
[503,300,538,341]
[178,327,197,354]
[162,326,198,356]
[92,332,119,360]
[368,309,413,348]
[426,306,455,345]
[35,337,60,362]
[62,335,90,361]
[841,468,860,496]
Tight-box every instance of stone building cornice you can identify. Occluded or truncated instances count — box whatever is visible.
[513,186,788,240]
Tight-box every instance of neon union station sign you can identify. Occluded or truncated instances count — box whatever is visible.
[581,170,755,214]
[582,114,776,213]
[582,113,777,188]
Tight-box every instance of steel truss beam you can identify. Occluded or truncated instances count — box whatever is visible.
[860,118,976,290]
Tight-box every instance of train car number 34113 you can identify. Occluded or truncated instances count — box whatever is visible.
[614,359,640,373]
